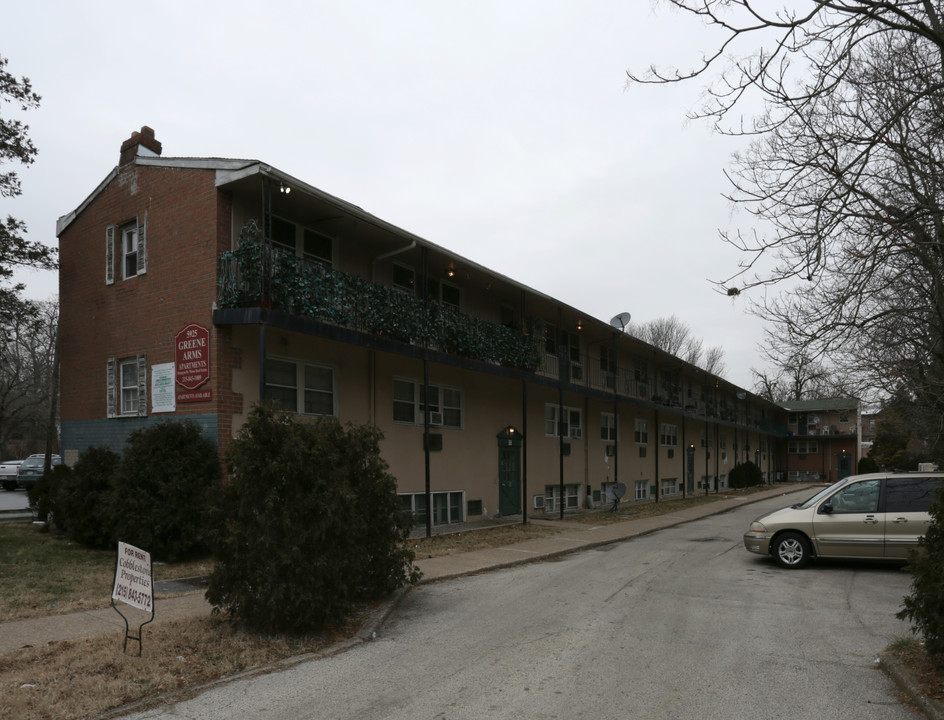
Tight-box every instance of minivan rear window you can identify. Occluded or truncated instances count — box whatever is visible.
[885,477,942,513]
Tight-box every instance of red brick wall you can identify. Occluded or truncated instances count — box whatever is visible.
[59,161,233,433]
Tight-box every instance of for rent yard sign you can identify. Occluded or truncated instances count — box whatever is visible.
[112,542,153,612]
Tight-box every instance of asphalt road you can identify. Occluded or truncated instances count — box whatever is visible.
[121,495,918,719]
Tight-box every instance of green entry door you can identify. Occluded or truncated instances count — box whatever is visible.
[837,452,852,480]
[498,428,522,516]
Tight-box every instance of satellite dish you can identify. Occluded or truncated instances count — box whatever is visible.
[609,312,631,332]
[605,482,627,501]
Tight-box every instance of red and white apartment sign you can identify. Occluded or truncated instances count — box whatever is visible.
[175,323,211,402]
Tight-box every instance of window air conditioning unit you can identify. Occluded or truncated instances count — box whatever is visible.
[429,411,444,426]
[570,427,582,440]
[533,494,545,509]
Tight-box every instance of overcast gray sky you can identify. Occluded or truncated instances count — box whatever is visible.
[4,0,772,389]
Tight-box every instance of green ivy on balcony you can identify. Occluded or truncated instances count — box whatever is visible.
[218,221,545,372]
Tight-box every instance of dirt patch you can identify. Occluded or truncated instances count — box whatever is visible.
[409,523,562,558]
[0,609,369,720]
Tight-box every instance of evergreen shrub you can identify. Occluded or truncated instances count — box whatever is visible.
[857,456,880,474]
[897,484,944,661]
[206,405,419,633]
[728,460,763,489]
[27,464,71,527]
[111,420,222,561]
[54,446,120,548]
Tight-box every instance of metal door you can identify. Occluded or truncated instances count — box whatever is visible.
[837,452,852,480]
[498,446,521,516]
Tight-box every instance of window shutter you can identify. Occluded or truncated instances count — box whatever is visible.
[105,226,115,285]
[106,358,117,418]
[136,354,148,416]
[136,213,148,275]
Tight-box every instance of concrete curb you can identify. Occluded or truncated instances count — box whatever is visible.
[879,651,944,720]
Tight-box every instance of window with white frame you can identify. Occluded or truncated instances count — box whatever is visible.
[400,491,465,526]
[265,357,336,416]
[600,412,617,442]
[393,378,463,428]
[303,228,333,266]
[122,226,139,280]
[544,484,579,512]
[660,423,678,446]
[545,404,582,438]
[271,216,296,253]
[661,478,679,497]
[425,278,460,308]
[564,331,582,380]
[120,359,139,414]
[635,418,648,444]
[393,379,416,423]
[105,217,147,285]
[788,439,819,454]
[635,480,648,500]
[107,355,147,418]
[270,216,334,267]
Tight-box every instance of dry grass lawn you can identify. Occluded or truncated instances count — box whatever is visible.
[0,611,366,720]
[410,522,563,557]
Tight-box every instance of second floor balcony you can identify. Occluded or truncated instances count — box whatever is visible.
[217,235,545,373]
[216,230,785,434]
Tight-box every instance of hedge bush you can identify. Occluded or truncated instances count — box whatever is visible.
[110,420,222,561]
[206,405,419,633]
[897,484,944,660]
[857,456,880,474]
[728,460,763,489]
[53,446,120,548]
[27,464,72,527]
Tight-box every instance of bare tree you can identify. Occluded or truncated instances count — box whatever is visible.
[702,345,726,377]
[632,2,944,452]
[628,314,726,375]
[0,299,58,457]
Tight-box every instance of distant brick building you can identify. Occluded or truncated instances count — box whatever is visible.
[58,127,798,526]
[780,398,861,482]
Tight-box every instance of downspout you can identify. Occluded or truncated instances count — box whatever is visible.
[521,289,528,526]
[557,307,565,519]
[258,177,272,403]
[654,409,660,502]
[422,246,432,538]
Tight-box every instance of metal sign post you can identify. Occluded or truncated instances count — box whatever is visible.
[110,541,155,656]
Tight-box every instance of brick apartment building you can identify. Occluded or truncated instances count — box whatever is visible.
[781,398,861,483]
[58,127,798,526]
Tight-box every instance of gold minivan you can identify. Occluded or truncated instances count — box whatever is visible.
[743,473,941,568]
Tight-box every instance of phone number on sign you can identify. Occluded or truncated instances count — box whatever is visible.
[114,583,152,611]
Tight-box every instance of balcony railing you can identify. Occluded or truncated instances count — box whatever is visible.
[217,236,544,372]
[216,229,784,430]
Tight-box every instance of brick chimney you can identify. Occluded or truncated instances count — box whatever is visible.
[119,126,162,166]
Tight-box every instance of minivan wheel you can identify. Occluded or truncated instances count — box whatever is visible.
[773,532,811,569]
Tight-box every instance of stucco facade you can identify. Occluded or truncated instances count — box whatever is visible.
[58,127,799,528]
